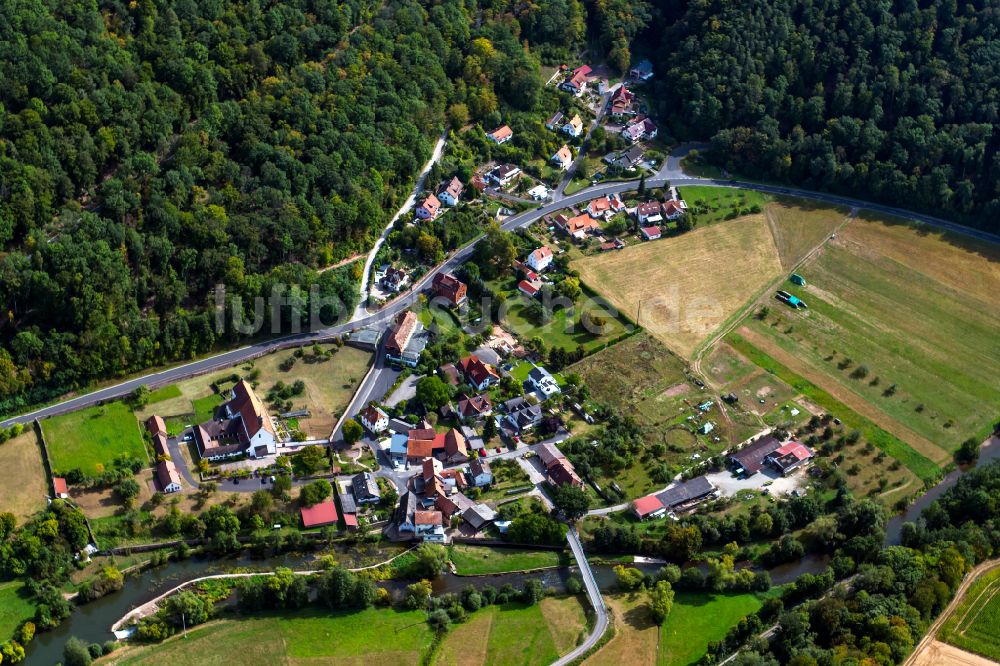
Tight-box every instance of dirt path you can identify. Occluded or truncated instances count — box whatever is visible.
[736,326,950,465]
[905,559,1000,666]
[319,253,363,273]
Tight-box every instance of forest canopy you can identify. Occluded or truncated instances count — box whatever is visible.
[0,0,554,414]
[648,0,1000,231]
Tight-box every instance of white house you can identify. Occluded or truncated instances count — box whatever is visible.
[360,404,389,434]
[487,125,513,144]
[526,246,553,272]
[224,380,277,458]
[563,114,584,138]
[551,144,573,170]
[468,458,493,487]
[156,460,182,493]
[528,365,560,398]
[438,177,464,206]
[415,510,446,542]
[636,201,664,225]
[662,199,688,220]
[527,184,549,200]
[640,226,661,241]
[487,164,521,187]
[415,193,441,220]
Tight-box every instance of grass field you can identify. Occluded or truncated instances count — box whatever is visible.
[435,599,587,666]
[0,581,35,640]
[574,213,782,358]
[501,295,630,354]
[678,186,770,227]
[0,430,48,521]
[735,213,1000,456]
[448,544,566,575]
[104,607,433,666]
[659,591,764,665]
[584,590,764,666]
[939,566,1000,662]
[573,196,848,360]
[146,384,181,404]
[43,402,148,476]
[135,344,372,439]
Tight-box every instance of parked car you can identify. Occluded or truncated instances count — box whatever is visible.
[478,448,487,457]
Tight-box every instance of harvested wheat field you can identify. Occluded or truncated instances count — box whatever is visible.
[0,430,48,522]
[909,640,1000,666]
[575,213,783,358]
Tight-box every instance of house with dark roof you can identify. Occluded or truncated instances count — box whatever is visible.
[728,436,782,476]
[468,458,493,487]
[527,365,560,399]
[462,504,497,530]
[432,273,468,307]
[503,396,543,434]
[487,163,521,187]
[382,267,409,292]
[394,491,419,533]
[351,472,381,504]
[545,111,564,130]
[613,145,645,170]
[656,476,716,511]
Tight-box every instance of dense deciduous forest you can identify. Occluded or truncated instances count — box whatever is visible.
[0,0,552,414]
[648,0,1000,231]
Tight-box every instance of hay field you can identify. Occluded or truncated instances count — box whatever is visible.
[575,213,783,358]
[739,214,1000,455]
[0,430,48,521]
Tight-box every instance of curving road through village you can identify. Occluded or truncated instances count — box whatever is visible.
[3,146,998,430]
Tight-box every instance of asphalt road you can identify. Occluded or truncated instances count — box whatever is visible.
[552,527,610,666]
[3,147,997,428]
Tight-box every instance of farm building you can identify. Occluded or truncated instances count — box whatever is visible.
[632,494,666,520]
[765,442,814,475]
[728,436,782,476]
[301,500,339,528]
[655,476,716,511]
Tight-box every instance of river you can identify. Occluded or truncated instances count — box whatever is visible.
[24,439,1000,665]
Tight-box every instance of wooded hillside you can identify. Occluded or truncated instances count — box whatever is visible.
[649,0,1000,231]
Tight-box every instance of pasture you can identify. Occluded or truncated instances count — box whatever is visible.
[678,186,770,227]
[939,565,1000,662]
[736,213,1000,456]
[448,544,566,575]
[435,599,587,666]
[43,402,148,476]
[0,581,35,641]
[0,430,48,521]
[103,607,433,666]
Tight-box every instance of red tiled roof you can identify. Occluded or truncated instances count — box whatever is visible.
[420,194,441,216]
[415,510,442,526]
[489,125,513,141]
[519,280,540,296]
[444,428,468,458]
[663,200,686,216]
[443,177,463,199]
[641,226,661,238]
[361,404,386,425]
[633,494,664,517]
[563,213,600,234]
[53,477,68,495]
[531,246,553,262]
[549,458,582,487]
[300,500,339,528]
[774,441,812,462]
[343,513,358,528]
[228,379,276,444]
[145,415,167,437]
[432,273,467,305]
[458,356,499,387]
[386,311,418,354]
[156,459,182,490]
[435,494,460,518]
[458,394,492,417]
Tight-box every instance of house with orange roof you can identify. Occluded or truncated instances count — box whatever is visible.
[487,125,513,144]
[416,193,441,220]
[457,355,500,391]
[551,144,573,170]
[526,246,553,272]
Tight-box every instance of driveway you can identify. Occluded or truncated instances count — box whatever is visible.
[704,467,805,497]
[385,373,419,407]
[165,436,199,489]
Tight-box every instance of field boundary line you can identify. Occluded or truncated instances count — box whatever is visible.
[904,558,1000,666]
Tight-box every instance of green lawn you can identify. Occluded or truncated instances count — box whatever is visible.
[502,298,629,354]
[146,384,182,404]
[939,567,1000,662]
[677,186,769,227]
[484,603,565,665]
[107,607,433,666]
[449,544,566,575]
[43,402,148,475]
[659,592,764,666]
[0,581,35,640]
[191,393,224,423]
[727,333,940,482]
